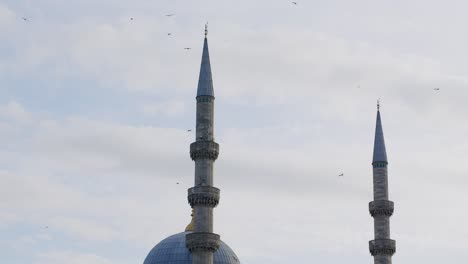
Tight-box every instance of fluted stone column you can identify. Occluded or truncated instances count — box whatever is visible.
[369,105,395,264]
[186,27,220,264]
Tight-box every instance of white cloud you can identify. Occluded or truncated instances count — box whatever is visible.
[0,100,32,124]
[30,117,189,176]
[0,3,15,32]
[50,216,118,242]
[0,211,18,227]
[1,101,465,264]
[35,251,116,264]
[2,1,468,263]
[140,100,186,117]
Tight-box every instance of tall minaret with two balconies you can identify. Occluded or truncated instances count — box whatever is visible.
[369,102,396,264]
[185,25,221,264]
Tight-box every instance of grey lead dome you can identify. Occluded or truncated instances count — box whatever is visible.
[143,232,240,264]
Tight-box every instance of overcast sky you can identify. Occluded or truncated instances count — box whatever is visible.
[1,0,468,263]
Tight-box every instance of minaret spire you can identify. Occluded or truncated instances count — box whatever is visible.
[186,26,221,264]
[196,24,214,98]
[369,102,396,264]
[373,101,387,164]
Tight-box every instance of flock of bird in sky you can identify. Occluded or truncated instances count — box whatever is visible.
[17,2,443,182]
[20,2,300,50]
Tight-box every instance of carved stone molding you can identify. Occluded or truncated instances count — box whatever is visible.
[369,239,396,256]
[186,232,221,253]
[188,186,220,207]
[190,141,219,160]
[369,200,394,217]
[196,96,214,103]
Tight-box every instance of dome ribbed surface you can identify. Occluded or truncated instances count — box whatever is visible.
[143,232,240,264]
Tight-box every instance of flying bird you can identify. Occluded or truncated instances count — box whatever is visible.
[184,47,192,50]
[22,17,28,21]
[187,129,192,132]
[167,33,172,36]
[165,13,175,17]
[338,173,344,177]
[292,2,298,5]
[130,17,134,21]
[433,88,440,91]
[176,182,180,185]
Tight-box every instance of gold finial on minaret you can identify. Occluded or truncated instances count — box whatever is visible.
[377,98,380,111]
[184,209,194,231]
[204,22,208,37]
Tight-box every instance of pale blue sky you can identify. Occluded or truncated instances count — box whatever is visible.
[1,1,468,263]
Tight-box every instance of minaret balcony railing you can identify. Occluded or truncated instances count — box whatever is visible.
[186,232,221,253]
[188,186,220,207]
[372,161,388,168]
[196,96,214,103]
[369,200,394,217]
[369,239,396,256]
[190,141,219,160]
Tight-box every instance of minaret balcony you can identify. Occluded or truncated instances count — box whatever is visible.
[369,239,396,256]
[190,141,219,160]
[188,186,220,207]
[186,232,221,253]
[369,200,394,217]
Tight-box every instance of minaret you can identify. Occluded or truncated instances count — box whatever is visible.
[369,101,396,264]
[185,25,221,264]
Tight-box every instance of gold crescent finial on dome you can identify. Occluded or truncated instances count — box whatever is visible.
[185,209,194,231]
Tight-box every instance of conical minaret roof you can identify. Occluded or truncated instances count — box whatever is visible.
[196,25,214,97]
[372,102,388,163]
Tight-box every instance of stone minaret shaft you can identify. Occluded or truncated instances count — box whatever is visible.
[186,26,221,264]
[369,104,396,264]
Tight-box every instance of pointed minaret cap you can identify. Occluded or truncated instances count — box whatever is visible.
[196,23,214,97]
[372,100,388,163]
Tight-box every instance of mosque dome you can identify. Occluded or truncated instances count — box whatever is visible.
[143,232,240,264]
